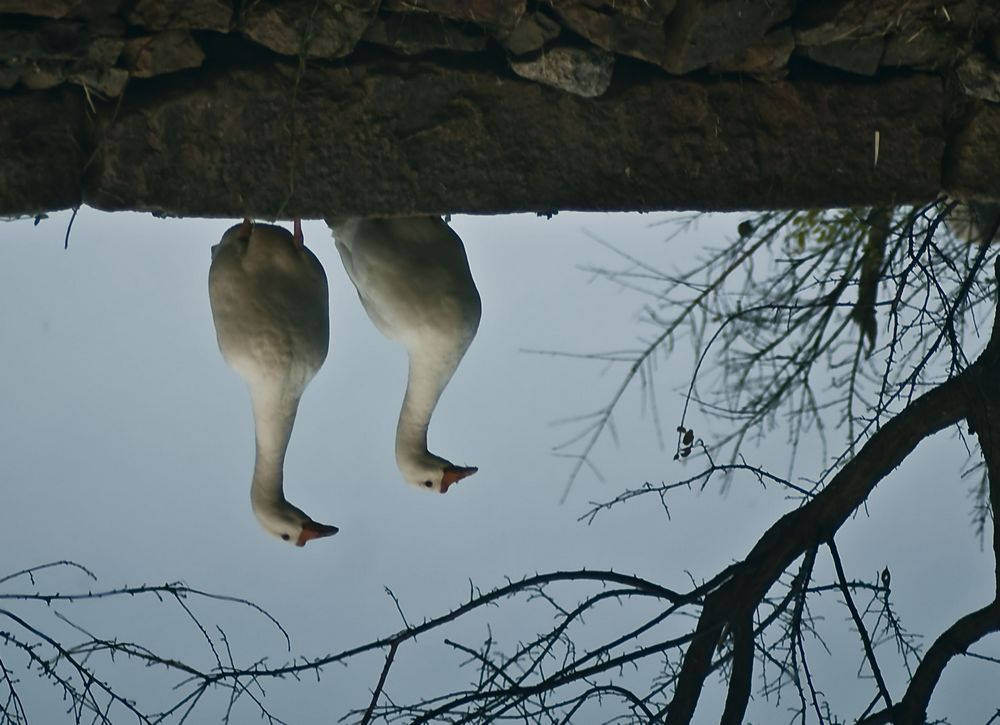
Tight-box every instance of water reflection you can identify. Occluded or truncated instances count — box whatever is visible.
[208,219,338,546]
[328,216,481,493]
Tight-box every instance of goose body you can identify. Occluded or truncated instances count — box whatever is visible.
[209,219,338,545]
[328,216,481,493]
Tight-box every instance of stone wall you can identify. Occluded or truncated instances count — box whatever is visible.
[1,0,998,217]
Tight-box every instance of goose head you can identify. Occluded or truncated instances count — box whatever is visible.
[397,451,478,494]
[252,499,339,547]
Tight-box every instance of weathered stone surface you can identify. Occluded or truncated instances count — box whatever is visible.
[1,0,998,217]
[12,62,127,95]
[801,37,885,76]
[945,103,1000,202]
[594,0,676,21]
[382,0,525,31]
[71,65,127,96]
[127,0,232,32]
[496,9,560,55]
[0,0,119,19]
[0,87,83,214]
[363,13,487,56]
[80,63,947,217]
[793,0,934,45]
[956,53,1000,103]
[18,64,64,90]
[709,27,793,79]
[7,53,129,96]
[547,0,667,66]
[509,45,614,97]
[662,0,795,74]
[933,0,1000,32]
[241,0,378,58]
[0,19,123,64]
[883,26,960,69]
[0,19,124,92]
[121,31,205,78]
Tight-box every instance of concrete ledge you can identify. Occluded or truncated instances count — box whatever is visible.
[75,63,949,217]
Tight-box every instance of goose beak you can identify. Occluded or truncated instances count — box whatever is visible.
[296,520,339,547]
[440,465,478,494]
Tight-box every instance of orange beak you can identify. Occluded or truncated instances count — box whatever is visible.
[440,465,478,494]
[296,520,339,547]
[293,218,303,248]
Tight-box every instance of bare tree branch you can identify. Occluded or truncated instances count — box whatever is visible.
[828,540,893,713]
[360,641,397,725]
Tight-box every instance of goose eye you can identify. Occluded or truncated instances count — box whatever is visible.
[281,534,290,541]
[423,480,433,488]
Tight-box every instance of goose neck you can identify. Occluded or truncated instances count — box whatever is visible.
[248,383,300,505]
[396,350,459,458]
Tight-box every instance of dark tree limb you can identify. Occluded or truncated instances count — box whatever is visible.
[665,255,1000,724]
[852,255,1000,725]
[664,366,970,723]
[860,602,1000,725]
[720,609,754,725]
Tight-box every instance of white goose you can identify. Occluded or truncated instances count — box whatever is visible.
[328,216,481,493]
[209,219,339,546]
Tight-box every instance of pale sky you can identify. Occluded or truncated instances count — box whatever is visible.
[0,209,995,722]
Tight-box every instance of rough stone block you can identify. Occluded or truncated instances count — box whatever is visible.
[548,0,667,66]
[241,0,378,58]
[381,0,525,31]
[363,13,487,55]
[588,0,676,21]
[662,0,795,73]
[794,0,935,45]
[122,31,206,78]
[127,0,233,32]
[510,44,614,97]
[882,26,961,69]
[956,53,1000,103]
[0,18,124,92]
[0,19,123,64]
[18,64,65,90]
[801,37,885,76]
[71,65,128,96]
[0,0,119,19]
[709,26,793,79]
[496,9,560,55]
